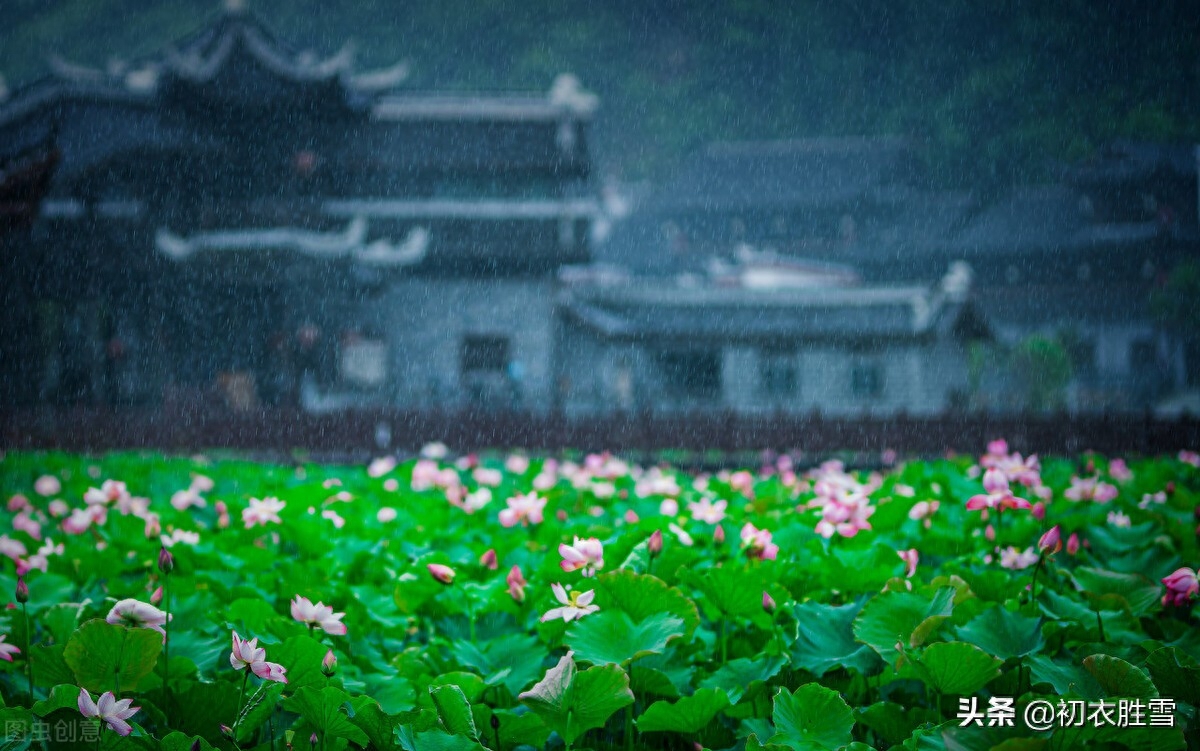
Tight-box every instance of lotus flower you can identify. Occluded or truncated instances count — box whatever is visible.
[687,497,727,524]
[1066,533,1081,556]
[78,688,139,736]
[1064,476,1118,504]
[498,492,547,528]
[966,469,1031,512]
[480,548,498,570]
[1162,568,1199,607]
[290,596,347,635]
[897,548,919,578]
[106,598,171,639]
[34,475,61,497]
[230,631,288,682]
[739,523,778,561]
[559,537,604,576]
[0,634,20,662]
[540,583,599,622]
[242,496,286,528]
[998,546,1039,571]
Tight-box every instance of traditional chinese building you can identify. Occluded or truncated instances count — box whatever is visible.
[0,5,597,409]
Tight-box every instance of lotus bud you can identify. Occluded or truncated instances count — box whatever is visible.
[506,565,526,603]
[556,509,568,522]
[762,591,776,613]
[321,649,337,676]
[1030,502,1046,520]
[151,586,163,605]
[1066,532,1080,556]
[144,515,162,539]
[427,563,455,585]
[984,524,995,541]
[624,509,639,524]
[648,530,663,557]
[480,548,498,570]
[220,725,234,739]
[713,525,725,544]
[310,732,319,748]
[158,546,175,575]
[490,714,500,730]
[15,577,28,604]
[1037,525,1062,557]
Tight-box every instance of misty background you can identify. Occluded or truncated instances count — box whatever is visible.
[4,0,1198,186]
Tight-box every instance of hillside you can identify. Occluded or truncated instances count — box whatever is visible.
[3,0,1198,185]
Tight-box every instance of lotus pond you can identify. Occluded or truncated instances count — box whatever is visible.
[0,443,1198,751]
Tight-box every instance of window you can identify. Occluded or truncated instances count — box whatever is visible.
[659,350,721,400]
[850,362,884,398]
[460,334,510,373]
[760,351,797,397]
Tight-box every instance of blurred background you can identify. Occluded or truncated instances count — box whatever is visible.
[2,1,1199,452]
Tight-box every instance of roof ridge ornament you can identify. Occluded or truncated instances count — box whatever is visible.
[548,73,597,116]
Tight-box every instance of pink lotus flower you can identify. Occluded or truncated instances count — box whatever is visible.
[0,535,27,563]
[713,524,726,544]
[687,497,727,524]
[170,488,206,512]
[740,523,779,561]
[540,583,599,622]
[498,492,546,528]
[1037,525,1062,556]
[230,631,288,682]
[1107,511,1131,528]
[473,467,503,487]
[321,650,337,676]
[34,475,61,497]
[0,634,20,662]
[290,596,347,635]
[377,507,398,523]
[84,479,129,507]
[507,565,527,603]
[1162,568,1199,607]
[242,496,286,528]
[966,469,1031,512]
[999,546,1039,571]
[106,599,171,639]
[559,537,604,576]
[648,530,663,555]
[480,548,498,570]
[368,456,397,478]
[1064,476,1118,503]
[1179,450,1200,468]
[7,495,29,512]
[78,688,139,736]
[1108,458,1133,482]
[897,549,919,578]
[62,508,94,535]
[427,563,456,585]
[1066,533,1081,555]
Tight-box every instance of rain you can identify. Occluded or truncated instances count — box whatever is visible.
[1,3,1198,453]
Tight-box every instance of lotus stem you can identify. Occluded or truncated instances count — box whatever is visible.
[22,600,33,705]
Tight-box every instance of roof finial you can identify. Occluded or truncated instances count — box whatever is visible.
[223,0,247,14]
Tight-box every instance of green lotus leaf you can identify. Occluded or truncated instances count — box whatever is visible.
[1146,646,1200,706]
[1082,654,1159,699]
[282,685,370,746]
[792,600,884,677]
[63,620,163,694]
[637,687,731,734]
[699,654,786,704]
[770,683,855,751]
[956,606,1044,660]
[852,587,955,663]
[518,651,634,746]
[565,610,684,666]
[913,642,1002,695]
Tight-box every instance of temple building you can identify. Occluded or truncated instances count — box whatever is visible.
[0,5,597,410]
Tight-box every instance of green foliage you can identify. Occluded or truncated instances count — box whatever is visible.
[2,447,1199,748]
